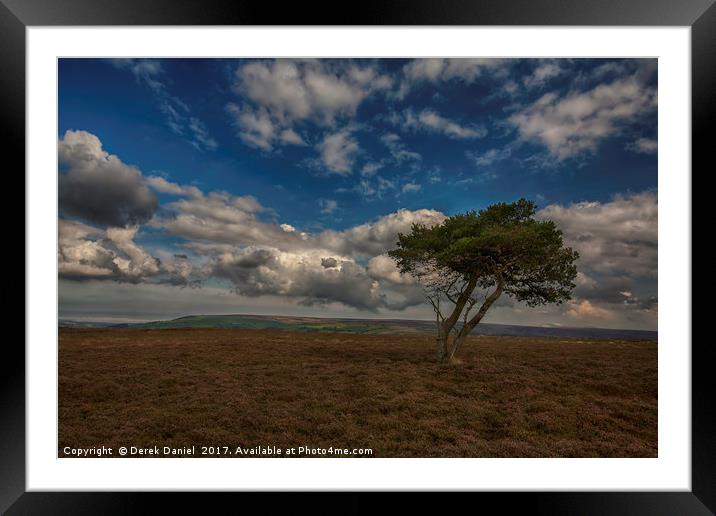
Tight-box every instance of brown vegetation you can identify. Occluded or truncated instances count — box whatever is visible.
[59,328,657,457]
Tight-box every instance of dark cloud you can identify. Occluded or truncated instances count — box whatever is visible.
[321,257,339,268]
[234,248,276,268]
[59,130,158,227]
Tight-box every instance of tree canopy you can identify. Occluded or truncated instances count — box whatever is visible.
[388,198,579,363]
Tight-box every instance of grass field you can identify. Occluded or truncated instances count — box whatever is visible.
[58,328,657,458]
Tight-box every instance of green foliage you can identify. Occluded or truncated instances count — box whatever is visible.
[388,199,579,308]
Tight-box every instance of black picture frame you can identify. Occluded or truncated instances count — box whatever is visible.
[4,0,712,513]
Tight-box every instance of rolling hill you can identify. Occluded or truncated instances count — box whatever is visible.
[59,314,657,340]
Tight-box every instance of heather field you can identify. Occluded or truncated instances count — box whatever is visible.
[58,328,657,458]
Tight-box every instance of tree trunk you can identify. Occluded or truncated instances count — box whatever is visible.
[436,336,447,363]
[436,325,449,363]
[447,333,468,363]
[447,279,505,362]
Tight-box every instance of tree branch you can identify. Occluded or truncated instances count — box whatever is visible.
[441,273,479,335]
[461,276,505,337]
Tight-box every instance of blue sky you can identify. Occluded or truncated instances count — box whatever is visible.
[58,58,657,329]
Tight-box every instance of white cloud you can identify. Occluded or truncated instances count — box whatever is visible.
[279,128,307,146]
[523,61,563,89]
[59,220,161,282]
[146,176,202,198]
[155,190,286,248]
[317,208,446,258]
[230,59,391,150]
[59,218,207,287]
[317,128,359,174]
[152,179,445,263]
[538,191,657,277]
[566,299,612,320]
[509,76,657,160]
[144,181,445,310]
[361,161,384,177]
[396,58,508,98]
[466,148,511,167]
[226,103,276,151]
[537,191,658,326]
[211,247,392,311]
[398,109,487,139]
[367,255,415,285]
[401,182,421,194]
[628,137,657,154]
[152,197,446,311]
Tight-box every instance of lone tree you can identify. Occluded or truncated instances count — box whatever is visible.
[388,199,579,363]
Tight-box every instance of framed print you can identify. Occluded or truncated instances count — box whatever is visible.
[4,0,713,513]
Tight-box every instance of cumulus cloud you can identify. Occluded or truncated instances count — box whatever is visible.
[58,130,158,227]
[318,128,359,174]
[397,109,487,139]
[145,181,446,310]
[59,218,205,286]
[509,76,657,160]
[367,255,414,285]
[211,247,421,311]
[59,219,160,282]
[316,208,446,258]
[226,104,277,151]
[405,58,507,83]
[538,191,657,277]
[566,299,611,320]
[156,183,445,261]
[537,191,657,326]
[395,58,508,99]
[229,59,391,150]
[155,190,290,248]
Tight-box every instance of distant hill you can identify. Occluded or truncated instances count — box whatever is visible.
[59,314,657,340]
